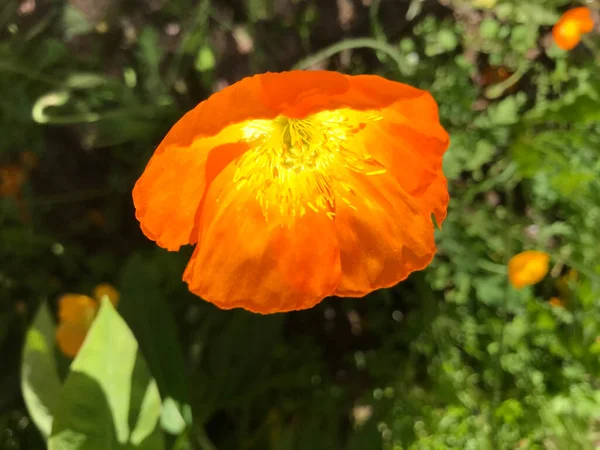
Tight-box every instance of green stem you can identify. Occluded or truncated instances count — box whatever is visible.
[195,426,217,450]
[166,0,211,87]
[581,35,600,61]
[292,38,405,72]
[0,61,62,86]
[491,188,515,450]
[31,188,111,206]
[171,429,192,450]
[484,63,531,99]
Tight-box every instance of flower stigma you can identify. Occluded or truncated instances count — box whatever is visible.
[234,108,385,221]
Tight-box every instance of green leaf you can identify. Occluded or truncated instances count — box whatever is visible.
[487,96,521,126]
[194,45,216,72]
[21,302,61,439]
[49,300,163,450]
[136,27,165,94]
[64,73,109,90]
[63,5,94,40]
[118,254,191,433]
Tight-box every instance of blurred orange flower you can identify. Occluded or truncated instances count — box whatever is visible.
[549,297,564,308]
[0,164,27,198]
[556,268,578,296]
[552,7,594,50]
[133,71,449,313]
[508,251,550,289]
[55,283,119,358]
[93,283,120,306]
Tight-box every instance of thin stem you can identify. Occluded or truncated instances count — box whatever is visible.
[31,188,111,206]
[484,63,531,99]
[491,187,515,449]
[172,429,190,450]
[195,426,217,450]
[166,0,211,87]
[581,36,600,62]
[292,38,405,72]
[369,0,385,42]
[0,61,63,87]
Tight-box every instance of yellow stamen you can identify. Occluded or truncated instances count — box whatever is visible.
[234,108,384,220]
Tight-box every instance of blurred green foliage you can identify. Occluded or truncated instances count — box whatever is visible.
[2,0,600,449]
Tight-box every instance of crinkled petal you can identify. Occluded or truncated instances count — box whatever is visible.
[333,170,436,297]
[362,119,449,226]
[133,139,248,251]
[183,163,341,313]
[562,7,594,33]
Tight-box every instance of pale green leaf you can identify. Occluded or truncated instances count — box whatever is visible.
[21,302,61,439]
[49,300,163,450]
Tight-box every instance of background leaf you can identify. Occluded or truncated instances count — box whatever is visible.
[118,254,191,433]
[20,302,61,439]
[48,300,163,450]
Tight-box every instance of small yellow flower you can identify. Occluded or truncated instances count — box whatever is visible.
[55,284,120,358]
[508,251,550,289]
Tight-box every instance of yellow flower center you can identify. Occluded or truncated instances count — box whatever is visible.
[235,108,385,220]
[559,20,581,39]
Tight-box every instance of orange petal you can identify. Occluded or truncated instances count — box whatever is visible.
[57,294,98,327]
[562,7,594,33]
[332,170,437,297]
[363,120,449,226]
[133,137,249,250]
[183,163,341,313]
[56,322,89,358]
[552,20,582,50]
[259,71,350,118]
[508,251,550,289]
[92,283,120,306]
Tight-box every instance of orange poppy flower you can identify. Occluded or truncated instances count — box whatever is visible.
[552,7,594,50]
[508,251,550,289]
[133,71,449,314]
[55,284,120,357]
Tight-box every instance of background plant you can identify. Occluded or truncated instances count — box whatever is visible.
[1,0,600,449]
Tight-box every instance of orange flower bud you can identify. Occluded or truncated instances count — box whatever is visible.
[552,7,594,50]
[93,283,120,306]
[549,297,564,308]
[508,251,550,289]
